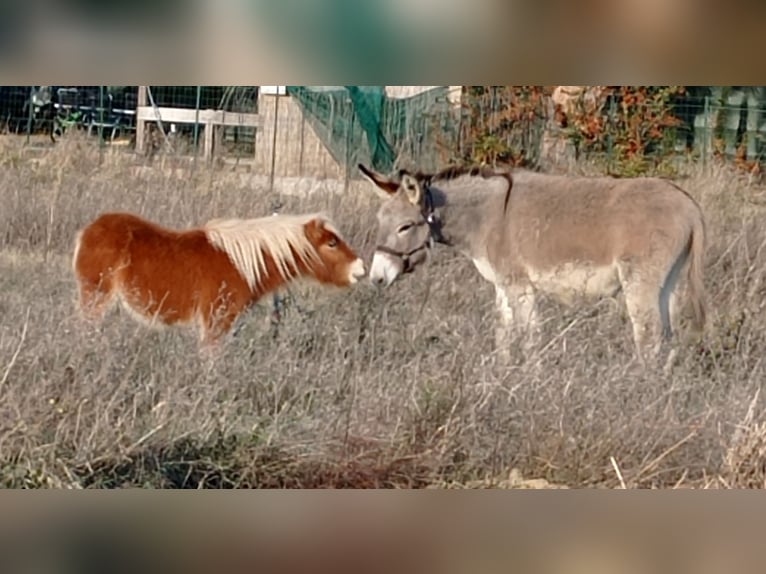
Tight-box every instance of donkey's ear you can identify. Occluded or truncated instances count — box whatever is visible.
[358,164,400,198]
[400,173,423,206]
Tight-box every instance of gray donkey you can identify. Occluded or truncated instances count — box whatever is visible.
[359,163,707,365]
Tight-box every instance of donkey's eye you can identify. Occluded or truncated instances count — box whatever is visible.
[397,223,413,234]
[327,237,338,248]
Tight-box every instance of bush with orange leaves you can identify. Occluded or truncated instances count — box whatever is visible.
[456,86,554,168]
[555,86,687,176]
[452,86,687,176]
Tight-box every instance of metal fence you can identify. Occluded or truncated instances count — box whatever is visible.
[445,86,766,175]
[0,86,259,156]
[2,86,766,181]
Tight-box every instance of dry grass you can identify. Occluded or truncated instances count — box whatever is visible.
[2,133,766,489]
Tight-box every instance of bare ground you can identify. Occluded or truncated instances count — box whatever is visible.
[2,134,766,488]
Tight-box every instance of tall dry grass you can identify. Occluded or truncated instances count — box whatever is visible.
[2,133,766,488]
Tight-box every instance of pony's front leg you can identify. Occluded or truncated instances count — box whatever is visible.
[198,298,241,354]
[75,274,116,323]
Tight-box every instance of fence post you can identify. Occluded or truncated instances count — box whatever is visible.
[421,111,430,171]
[607,96,617,170]
[136,86,148,155]
[327,95,336,179]
[344,96,352,194]
[456,93,465,162]
[193,86,201,170]
[298,105,306,176]
[703,95,709,174]
[25,86,34,145]
[269,92,280,192]
[98,86,105,162]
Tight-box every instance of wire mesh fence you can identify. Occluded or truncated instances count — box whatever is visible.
[2,86,766,182]
[0,86,259,157]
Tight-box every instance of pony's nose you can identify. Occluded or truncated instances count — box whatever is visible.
[349,258,366,283]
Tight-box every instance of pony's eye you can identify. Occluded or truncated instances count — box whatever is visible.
[328,237,338,248]
[397,224,413,234]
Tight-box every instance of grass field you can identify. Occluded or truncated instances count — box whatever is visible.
[2,133,766,488]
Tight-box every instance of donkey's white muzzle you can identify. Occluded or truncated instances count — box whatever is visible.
[369,252,403,287]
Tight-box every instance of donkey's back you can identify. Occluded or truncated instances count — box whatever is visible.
[497,171,704,280]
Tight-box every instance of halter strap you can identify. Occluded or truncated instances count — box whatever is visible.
[421,184,448,245]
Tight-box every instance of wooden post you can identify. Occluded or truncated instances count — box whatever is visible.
[298,106,306,175]
[193,86,201,167]
[98,86,105,163]
[136,86,148,155]
[135,95,260,164]
[204,119,214,161]
[25,87,34,145]
[269,94,280,191]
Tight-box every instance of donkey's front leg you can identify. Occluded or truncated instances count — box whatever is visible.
[494,287,514,363]
[494,284,540,365]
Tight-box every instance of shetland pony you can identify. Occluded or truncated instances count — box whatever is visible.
[72,211,365,348]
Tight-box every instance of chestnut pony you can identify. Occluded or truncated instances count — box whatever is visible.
[72,211,365,348]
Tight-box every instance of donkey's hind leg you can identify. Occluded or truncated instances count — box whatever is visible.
[617,260,667,367]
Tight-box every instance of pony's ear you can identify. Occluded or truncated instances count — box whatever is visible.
[304,217,341,246]
[400,173,423,206]
[303,218,325,245]
[358,164,400,198]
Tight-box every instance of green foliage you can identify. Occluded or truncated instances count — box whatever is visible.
[459,86,551,168]
[471,134,512,166]
[563,86,686,177]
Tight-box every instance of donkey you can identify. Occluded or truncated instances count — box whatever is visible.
[73,211,366,350]
[359,163,707,365]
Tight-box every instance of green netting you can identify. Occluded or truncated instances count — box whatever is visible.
[286,86,459,174]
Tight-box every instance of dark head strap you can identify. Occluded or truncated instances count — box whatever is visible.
[422,181,448,246]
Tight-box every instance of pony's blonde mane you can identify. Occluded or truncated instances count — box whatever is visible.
[204,213,330,291]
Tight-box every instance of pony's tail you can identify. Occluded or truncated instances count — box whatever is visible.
[72,229,84,274]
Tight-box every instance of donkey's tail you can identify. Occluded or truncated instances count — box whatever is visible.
[686,212,707,332]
